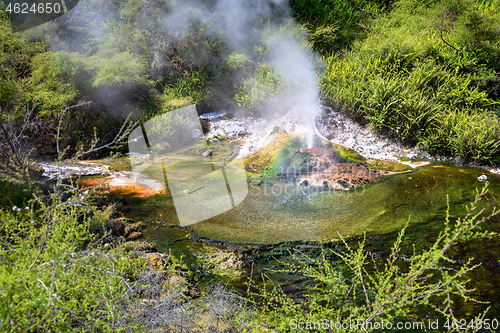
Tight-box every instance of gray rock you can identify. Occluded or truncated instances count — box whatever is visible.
[36,162,109,180]
[407,153,417,160]
[478,174,489,182]
[202,149,213,157]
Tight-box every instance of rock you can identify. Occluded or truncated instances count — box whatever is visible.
[202,149,213,157]
[219,253,243,270]
[124,240,155,252]
[287,151,312,175]
[407,153,417,160]
[133,241,156,252]
[272,126,282,134]
[200,118,210,134]
[328,142,366,162]
[478,174,489,182]
[126,231,143,241]
[36,162,109,180]
[124,221,145,237]
[206,119,247,138]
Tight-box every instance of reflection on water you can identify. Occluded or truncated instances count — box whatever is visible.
[90,160,498,245]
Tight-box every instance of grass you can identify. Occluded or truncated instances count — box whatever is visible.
[321,0,500,163]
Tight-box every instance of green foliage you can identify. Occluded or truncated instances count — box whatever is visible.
[28,51,91,117]
[322,0,500,163]
[0,17,46,119]
[290,0,384,52]
[0,188,145,332]
[91,52,147,89]
[247,186,498,332]
[438,109,500,161]
[235,64,287,111]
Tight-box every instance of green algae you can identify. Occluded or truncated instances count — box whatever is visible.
[286,151,312,175]
[190,163,499,244]
[94,155,132,171]
[245,134,409,180]
[363,159,412,172]
[94,144,499,247]
[327,141,366,162]
[244,133,304,175]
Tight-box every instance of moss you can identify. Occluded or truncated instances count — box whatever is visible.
[244,133,305,175]
[327,142,366,163]
[364,159,412,172]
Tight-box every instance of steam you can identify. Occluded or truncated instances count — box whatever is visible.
[265,31,321,147]
[165,0,322,135]
[44,0,323,144]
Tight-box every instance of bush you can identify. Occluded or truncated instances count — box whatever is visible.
[0,186,144,332]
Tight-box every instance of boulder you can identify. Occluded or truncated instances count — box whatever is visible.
[478,174,489,182]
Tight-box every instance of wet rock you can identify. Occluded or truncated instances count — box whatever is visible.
[200,118,211,134]
[206,119,247,138]
[36,162,109,180]
[328,142,366,162]
[478,174,489,182]
[407,153,417,160]
[244,133,303,174]
[287,151,313,175]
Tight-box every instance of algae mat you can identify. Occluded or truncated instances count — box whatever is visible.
[190,163,499,244]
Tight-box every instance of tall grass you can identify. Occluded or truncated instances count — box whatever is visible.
[322,0,500,163]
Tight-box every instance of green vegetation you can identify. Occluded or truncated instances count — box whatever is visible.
[1,0,500,331]
[0,193,139,331]
[0,184,251,331]
[247,187,498,332]
[2,0,498,162]
[321,0,500,163]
